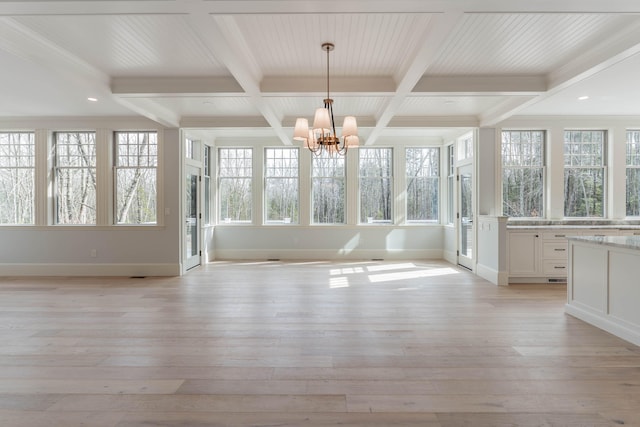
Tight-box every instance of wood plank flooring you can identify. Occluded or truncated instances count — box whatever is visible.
[1,260,639,426]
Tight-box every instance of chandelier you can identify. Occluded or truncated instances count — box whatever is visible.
[293,43,359,155]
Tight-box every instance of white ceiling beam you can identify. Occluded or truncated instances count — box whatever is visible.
[112,76,244,97]
[365,11,464,145]
[114,98,180,128]
[261,76,396,95]
[413,75,546,95]
[181,116,270,128]
[5,1,640,16]
[480,18,640,126]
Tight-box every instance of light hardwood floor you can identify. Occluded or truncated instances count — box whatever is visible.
[1,260,639,426]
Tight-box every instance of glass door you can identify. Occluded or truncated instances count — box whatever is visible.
[458,164,474,270]
[184,164,200,271]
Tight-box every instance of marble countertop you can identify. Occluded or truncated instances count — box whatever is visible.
[568,235,640,250]
[507,220,640,230]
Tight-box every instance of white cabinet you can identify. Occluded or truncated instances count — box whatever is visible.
[507,227,630,283]
[508,232,540,276]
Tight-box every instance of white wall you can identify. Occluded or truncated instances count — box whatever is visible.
[214,225,443,260]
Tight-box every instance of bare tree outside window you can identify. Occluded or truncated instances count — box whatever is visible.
[502,130,544,217]
[312,152,345,224]
[55,132,96,225]
[359,148,392,223]
[0,132,34,224]
[626,130,640,217]
[564,130,605,218]
[115,131,157,224]
[406,147,439,222]
[219,148,252,223]
[265,148,299,224]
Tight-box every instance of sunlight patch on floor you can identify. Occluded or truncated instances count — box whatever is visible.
[329,267,365,275]
[329,276,350,288]
[368,267,460,283]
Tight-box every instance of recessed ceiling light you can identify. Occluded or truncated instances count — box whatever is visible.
[87,97,98,102]
[578,96,589,101]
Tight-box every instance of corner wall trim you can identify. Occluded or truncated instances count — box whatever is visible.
[476,263,509,286]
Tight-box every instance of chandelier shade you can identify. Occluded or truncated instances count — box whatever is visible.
[293,43,358,156]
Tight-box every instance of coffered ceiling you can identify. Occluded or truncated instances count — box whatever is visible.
[2,0,640,144]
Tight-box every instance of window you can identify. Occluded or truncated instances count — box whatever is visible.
[218,148,252,223]
[0,132,35,224]
[626,130,640,217]
[114,131,157,225]
[54,132,96,224]
[502,130,545,217]
[265,148,299,224]
[406,147,439,222]
[204,145,212,225]
[359,148,392,223]
[312,151,345,224]
[447,145,455,224]
[564,130,606,217]
[185,138,200,160]
[457,133,473,161]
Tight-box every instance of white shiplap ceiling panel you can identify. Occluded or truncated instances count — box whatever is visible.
[397,95,510,116]
[12,14,229,76]
[235,13,433,77]
[151,96,259,117]
[428,13,640,75]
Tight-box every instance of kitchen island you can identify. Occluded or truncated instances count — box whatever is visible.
[566,235,640,346]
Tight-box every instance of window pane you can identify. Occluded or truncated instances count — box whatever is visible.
[626,130,640,216]
[564,168,604,217]
[447,145,454,224]
[55,132,96,224]
[265,148,299,224]
[359,148,392,223]
[563,130,605,218]
[204,146,211,225]
[312,152,345,224]
[501,130,545,218]
[0,132,35,224]
[115,132,158,224]
[219,148,252,223]
[626,168,640,216]
[406,147,439,222]
[503,168,544,217]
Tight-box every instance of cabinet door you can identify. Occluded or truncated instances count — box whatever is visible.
[508,232,539,275]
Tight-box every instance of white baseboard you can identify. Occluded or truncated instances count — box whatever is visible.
[214,249,443,260]
[0,263,181,277]
[566,304,640,347]
[476,263,509,286]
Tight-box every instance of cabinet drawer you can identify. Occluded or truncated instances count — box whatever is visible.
[543,242,568,259]
[542,231,573,240]
[582,230,618,237]
[543,260,568,275]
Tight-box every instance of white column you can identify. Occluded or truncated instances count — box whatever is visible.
[547,125,565,220]
[609,125,627,219]
[95,128,112,226]
[34,129,49,226]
